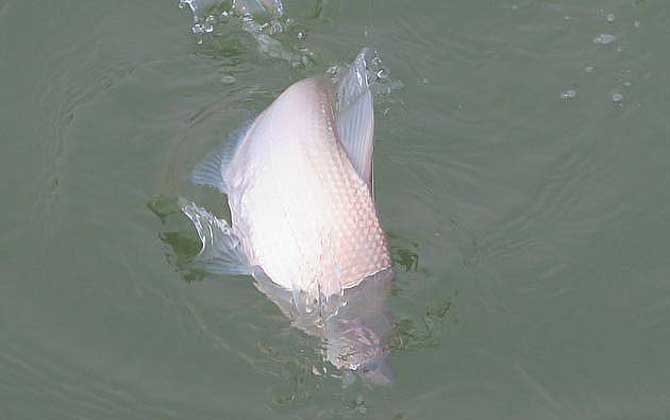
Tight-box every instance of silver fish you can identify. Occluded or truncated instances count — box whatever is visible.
[183,48,392,305]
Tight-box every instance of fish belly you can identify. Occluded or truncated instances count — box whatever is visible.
[227,79,391,297]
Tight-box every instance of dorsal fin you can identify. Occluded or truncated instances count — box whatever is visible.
[335,48,375,195]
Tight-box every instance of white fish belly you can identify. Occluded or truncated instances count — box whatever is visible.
[226,79,391,297]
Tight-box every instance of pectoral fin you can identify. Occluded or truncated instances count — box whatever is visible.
[180,199,250,276]
[335,48,376,194]
[191,121,253,193]
[191,144,232,194]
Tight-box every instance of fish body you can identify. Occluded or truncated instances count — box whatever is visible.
[226,78,390,298]
[184,49,392,301]
[180,49,395,384]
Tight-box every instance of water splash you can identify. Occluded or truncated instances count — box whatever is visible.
[328,49,404,102]
[177,0,314,66]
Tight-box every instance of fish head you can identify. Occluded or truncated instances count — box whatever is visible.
[321,269,395,384]
[324,316,395,386]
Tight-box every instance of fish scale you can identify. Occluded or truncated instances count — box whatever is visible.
[237,80,387,297]
[184,49,391,301]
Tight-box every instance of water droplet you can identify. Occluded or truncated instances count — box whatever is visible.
[178,0,195,11]
[560,89,577,100]
[203,15,216,32]
[593,33,616,45]
[268,20,283,34]
[585,65,595,73]
[606,13,615,23]
[296,31,306,40]
[220,75,236,84]
[611,92,624,104]
[192,22,205,34]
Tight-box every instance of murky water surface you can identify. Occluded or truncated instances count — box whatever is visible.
[2,0,670,418]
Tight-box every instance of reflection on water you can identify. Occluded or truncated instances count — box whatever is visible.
[254,268,396,386]
[148,195,207,282]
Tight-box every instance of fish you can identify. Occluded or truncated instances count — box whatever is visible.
[182,48,392,304]
[180,48,395,383]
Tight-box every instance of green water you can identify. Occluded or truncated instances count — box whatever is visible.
[2,0,670,418]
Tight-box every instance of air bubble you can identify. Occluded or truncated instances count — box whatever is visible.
[593,33,616,45]
[611,92,624,104]
[296,31,306,40]
[220,75,236,84]
[634,20,641,28]
[192,22,205,34]
[585,65,595,73]
[219,10,230,23]
[606,13,615,23]
[560,89,577,100]
[375,68,388,81]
